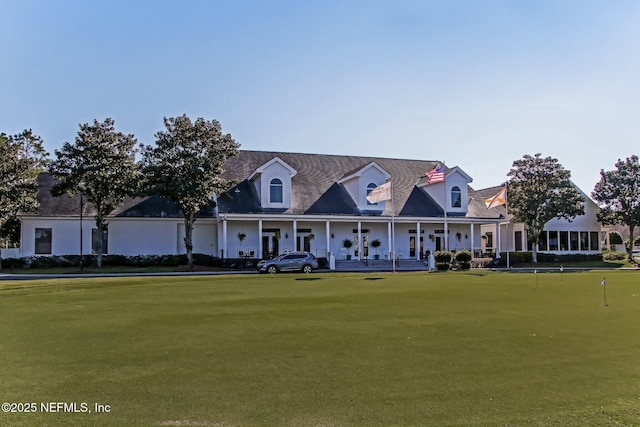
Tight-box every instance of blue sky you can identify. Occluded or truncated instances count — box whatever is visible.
[2,0,639,194]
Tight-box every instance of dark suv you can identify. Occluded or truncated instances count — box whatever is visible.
[257,252,319,274]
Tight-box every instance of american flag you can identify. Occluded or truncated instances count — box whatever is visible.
[426,163,445,184]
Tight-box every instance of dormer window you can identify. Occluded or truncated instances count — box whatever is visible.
[270,178,283,203]
[366,183,378,205]
[451,186,462,208]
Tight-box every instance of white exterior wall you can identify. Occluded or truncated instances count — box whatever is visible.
[21,217,217,257]
[176,221,217,255]
[21,217,88,256]
[423,172,470,215]
[259,162,293,209]
[109,219,181,255]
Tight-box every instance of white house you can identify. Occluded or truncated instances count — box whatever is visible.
[18,151,603,261]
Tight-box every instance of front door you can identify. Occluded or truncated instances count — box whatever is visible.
[435,236,443,252]
[409,236,416,257]
[262,234,280,258]
[409,236,425,259]
[297,235,311,252]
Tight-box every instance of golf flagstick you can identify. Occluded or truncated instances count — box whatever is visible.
[602,277,608,307]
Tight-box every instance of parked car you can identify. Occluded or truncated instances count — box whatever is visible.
[257,252,319,274]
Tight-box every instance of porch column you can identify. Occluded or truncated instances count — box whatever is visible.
[357,221,362,260]
[388,221,392,260]
[416,221,421,259]
[495,222,501,257]
[444,220,449,251]
[470,223,475,256]
[257,219,263,259]
[222,216,228,259]
[325,220,331,258]
[293,219,297,251]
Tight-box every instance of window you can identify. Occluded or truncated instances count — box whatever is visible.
[590,232,599,250]
[538,231,548,251]
[486,232,493,248]
[92,228,108,255]
[35,228,52,254]
[269,178,283,203]
[560,231,569,251]
[549,231,559,251]
[367,183,377,205]
[514,231,523,251]
[570,231,579,251]
[451,186,462,208]
[580,232,589,250]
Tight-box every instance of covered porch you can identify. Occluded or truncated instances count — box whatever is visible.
[217,214,501,260]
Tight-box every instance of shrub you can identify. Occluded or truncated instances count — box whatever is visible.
[434,251,452,263]
[455,250,472,263]
[435,262,450,271]
[192,253,220,267]
[603,251,628,261]
[458,262,471,270]
[0,257,25,269]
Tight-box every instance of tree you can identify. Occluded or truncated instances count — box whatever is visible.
[0,130,49,263]
[592,155,640,262]
[507,154,585,263]
[140,115,239,267]
[50,118,139,267]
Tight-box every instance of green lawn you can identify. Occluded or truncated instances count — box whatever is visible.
[1,271,639,426]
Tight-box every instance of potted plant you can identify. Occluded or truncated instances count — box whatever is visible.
[343,238,353,260]
[237,232,246,257]
[371,239,381,259]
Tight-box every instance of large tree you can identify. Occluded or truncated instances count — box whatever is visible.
[140,114,239,267]
[592,155,640,262]
[507,153,585,263]
[0,130,49,256]
[50,118,139,267]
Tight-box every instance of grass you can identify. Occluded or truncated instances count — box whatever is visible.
[1,271,639,426]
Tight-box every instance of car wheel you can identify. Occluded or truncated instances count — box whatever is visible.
[301,264,313,274]
[267,265,278,274]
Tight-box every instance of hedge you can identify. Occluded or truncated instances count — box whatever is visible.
[494,252,603,265]
[1,254,330,270]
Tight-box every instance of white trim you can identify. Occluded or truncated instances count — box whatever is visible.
[248,156,297,181]
[337,161,391,184]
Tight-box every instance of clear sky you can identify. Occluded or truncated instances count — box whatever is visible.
[2,0,639,195]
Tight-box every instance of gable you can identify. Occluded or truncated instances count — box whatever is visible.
[305,183,360,215]
[399,187,445,217]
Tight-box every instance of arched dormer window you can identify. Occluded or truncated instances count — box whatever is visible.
[451,186,462,208]
[270,178,283,203]
[366,183,377,205]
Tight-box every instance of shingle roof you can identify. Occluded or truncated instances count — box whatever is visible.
[219,151,443,216]
[467,186,506,219]
[28,151,502,220]
[29,173,214,218]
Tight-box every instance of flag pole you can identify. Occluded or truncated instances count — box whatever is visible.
[391,178,396,273]
[443,161,448,251]
[506,182,510,269]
